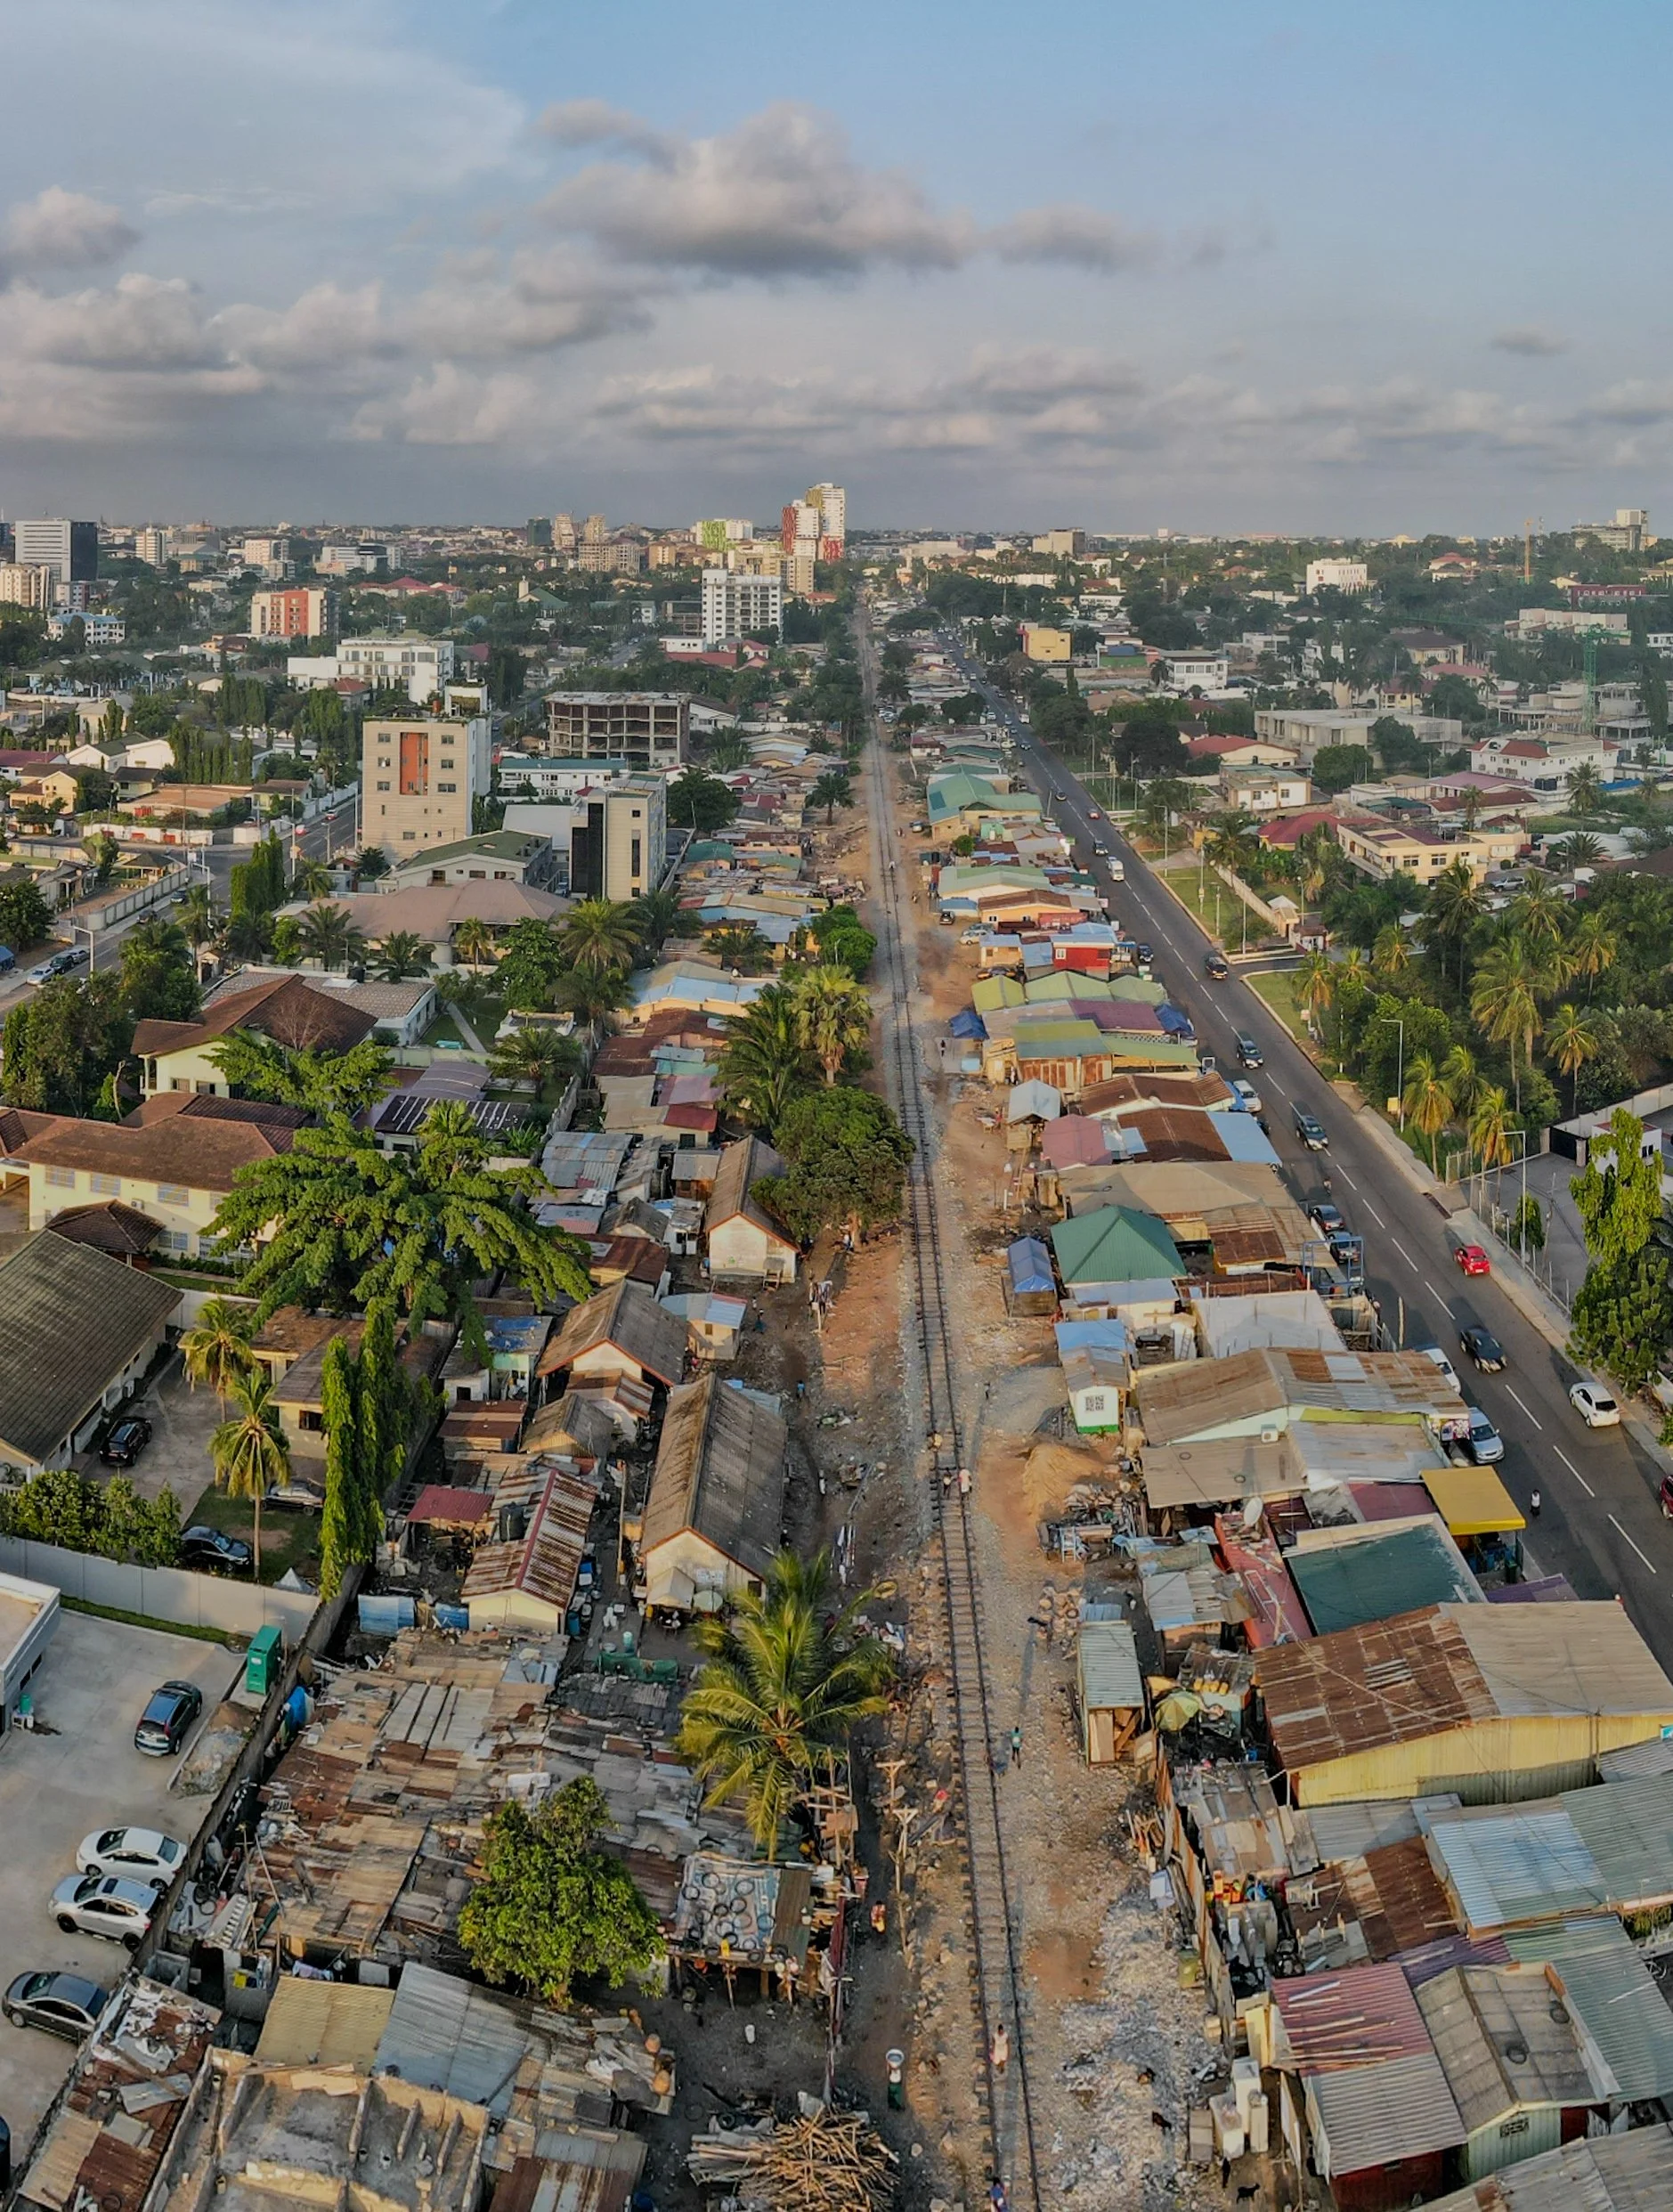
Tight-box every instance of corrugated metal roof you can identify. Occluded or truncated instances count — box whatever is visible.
[256,1977,394,2068]
[1416,1963,1616,2133]
[1299,1797,1427,1865]
[1562,1769,1673,1910]
[1052,1205,1182,1287]
[1451,1604,1673,1724]
[1596,1735,1673,1784]
[1425,1805,1608,1931]
[1504,1916,1673,2102]
[1288,1520,1483,1637]
[1274,1961,1466,2173]
[1419,2125,1673,2209]
[1077,1611,1143,1713]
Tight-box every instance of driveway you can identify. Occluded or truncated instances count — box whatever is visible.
[76,1351,224,1509]
[0,1612,238,2145]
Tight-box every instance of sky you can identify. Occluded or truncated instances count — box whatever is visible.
[2,0,1670,534]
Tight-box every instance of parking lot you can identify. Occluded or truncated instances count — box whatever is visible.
[71,1347,223,1509]
[0,1611,239,2148]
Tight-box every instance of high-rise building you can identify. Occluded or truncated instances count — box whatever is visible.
[697,517,754,551]
[240,534,296,572]
[581,513,607,548]
[12,519,97,584]
[544,692,688,770]
[702,568,784,645]
[551,514,578,554]
[135,527,168,567]
[250,586,337,640]
[1031,527,1086,557]
[361,714,491,856]
[0,564,54,611]
[567,776,668,902]
[335,635,455,700]
[806,482,846,560]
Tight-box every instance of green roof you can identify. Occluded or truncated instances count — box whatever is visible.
[1287,1524,1480,1637]
[926,771,1040,824]
[1051,1206,1182,1286]
[398,829,548,867]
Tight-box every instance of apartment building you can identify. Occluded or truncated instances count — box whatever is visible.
[1304,558,1369,595]
[12,519,97,584]
[1335,816,1522,886]
[250,586,337,640]
[567,776,668,902]
[362,714,490,855]
[1157,648,1231,694]
[336,635,455,701]
[240,535,296,574]
[0,564,54,612]
[1574,507,1650,553]
[577,535,646,574]
[1032,527,1087,557]
[134,527,168,567]
[315,541,389,575]
[496,754,635,801]
[48,612,124,644]
[697,517,755,550]
[702,567,783,646]
[544,692,688,770]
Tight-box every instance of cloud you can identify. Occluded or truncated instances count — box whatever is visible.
[0,273,221,370]
[348,363,542,445]
[536,99,678,167]
[1,186,137,278]
[987,205,1156,272]
[406,246,655,356]
[1491,326,1566,357]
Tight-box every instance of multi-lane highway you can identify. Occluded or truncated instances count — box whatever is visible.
[939,633,1673,1663]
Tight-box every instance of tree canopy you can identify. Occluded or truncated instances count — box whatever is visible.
[753,1088,914,1243]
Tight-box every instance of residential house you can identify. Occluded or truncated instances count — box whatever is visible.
[1416,1964,1617,2186]
[1220,766,1312,815]
[1186,733,1303,772]
[636,1371,788,1616]
[268,1316,451,1475]
[1334,816,1523,887]
[134,972,378,1097]
[705,1136,798,1284]
[1050,1205,1184,1293]
[536,1280,686,1398]
[1134,1346,1465,1446]
[277,881,568,968]
[440,1313,554,1404]
[378,828,561,893]
[0,1232,179,1472]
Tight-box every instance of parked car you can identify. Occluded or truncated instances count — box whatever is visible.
[99,1417,151,1468]
[1202,950,1230,980]
[1293,1107,1329,1151]
[3,1970,109,2042]
[1230,1078,1263,1115]
[1461,1407,1505,1464]
[1459,1326,1507,1373]
[76,1826,185,1888]
[1570,1381,1621,1427]
[134,1680,203,1758]
[1234,1033,1263,1069]
[1453,1243,1491,1277]
[1420,1345,1464,1397]
[50,1875,155,1949]
[1309,1200,1345,1235]
[179,1525,252,1574]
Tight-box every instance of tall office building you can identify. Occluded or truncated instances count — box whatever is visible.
[567,777,668,902]
[135,526,168,567]
[361,715,491,857]
[12,519,97,584]
[702,567,784,646]
[806,482,846,561]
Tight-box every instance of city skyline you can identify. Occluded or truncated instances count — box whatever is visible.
[1,1,1669,531]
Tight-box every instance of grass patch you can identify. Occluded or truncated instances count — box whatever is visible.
[62,1596,240,1646]
[1247,969,1342,1071]
[183,1481,320,1587]
[421,1012,471,1050]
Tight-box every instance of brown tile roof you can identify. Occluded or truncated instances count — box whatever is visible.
[45,1200,163,1256]
[132,972,377,1060]
[0,1106,64,1156]
[126,1092,311,1137]
[537,1280,686,1387]
[10,1110,292,1191]
[1080,1070,1235,1118]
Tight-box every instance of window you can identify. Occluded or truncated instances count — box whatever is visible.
[438,782,456,793]
[440,757,454,769]
[377,781,390,792]
[90,1174,121,1197]
[468,869,485,879]
[297,1410,324,1434]
[402,831,417,841]
[157,1183,190,1206]
[630,836,641,877]
[45,1166,77,1190]
[166,1230,191,1253]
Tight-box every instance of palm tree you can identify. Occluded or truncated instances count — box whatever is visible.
[1372,923,1409,979]
[210,1370,290,1580]
[808,771,852,825]
[792,963,872,1086]
[290,857,334,900]
[721,985,813,1132]
[1510,882,1565,954]
[1469,1084,1515,1172]
[1568,763,1604,819]
[706,731,752,772]
[297,902,366,972]
[1547,1003,1603,1116]
[629,888,681,956]
[373,931,432,982]
[553,964,632,1028]
[177,885,218,954]
[676,1549,896,1849]
[486,1025,580,1104]
[1204,809,1260,879]
[218,911,273,966]
[1402,1054,1454,1174]
[1470,939,1541,1109]
[1296,949,1335,1037]
[1547,832,1604,873]
[561,899,642,975]
[1135,777,1190,842]
[453,915,495,968]
[1425,859,1486,995]
[180,1298,255,1416]
[1570,908,1617,1003]
[1442,1042,1482,1117]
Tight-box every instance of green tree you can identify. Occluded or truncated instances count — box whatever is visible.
[667,769,739,834]
[677,1549,896,1849]
[454,914,496,967]
[1571,1107,1662,1265]
[1510,1193,1546,1256]
[1295,949,1335,1036]
[119,915,201,1025]
[210,1369,290,1579]
[706,922,775,973]
[1570,908,1618,1003]
[0,878,51,953]
[1402,1053,1454,1172]
[753,1088,914,1243]
[2,972,132,1114]
[179,1297,255,1416]
[791,964,871,1086]
[560,899,642,975]
[705,730,751,772]
[318,1335,361,1600]
[494,918,569,1010]
[1424,860,1485,996]
[1570,1248,1673,1394]
[213,1111,593,1325]
[720,986,816,1132]
[207,1029,395,1116]
[1470,939,1541,1109]
[176,885,219,956]
[628,887,681,956]
[552,964,631,1028]
[486,1025,580,1103]
[1546,1004,1604,1116]
[459,1777,664,2003]
[808,770,852,824]
[1641,653,1669,743]
[356,1301,409,1508]
[1311,743,1375,793]
[1568,763,1604,819]
[372,931,432,981]
[296,901,366,972]
[290,857,334,901]
[1469,1084,1515,1171]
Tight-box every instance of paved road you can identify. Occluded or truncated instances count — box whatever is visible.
[940,635,1673,1663]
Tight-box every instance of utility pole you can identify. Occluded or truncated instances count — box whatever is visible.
[1523,517,1534,584]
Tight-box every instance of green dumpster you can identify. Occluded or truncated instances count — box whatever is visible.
[246,1625,284,1696]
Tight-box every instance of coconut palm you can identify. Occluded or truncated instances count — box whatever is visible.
[177,885,219,953]
[629,888,681,956]
[1372,923,1409,979]
[210,1370,290,1580]
[1204,809,1260,879]
[297,901,366,972]
[1546,1003,1604,1116]
[485,1025,581,1104]
[1547,832,1604,873]
[706,731,752,773]
[808,771,853,825]
[453,915,495,968]
[1442,1042,1482,1117]
[1425,859,1486,995]
[561,899,642,976]
[1509,882,1566,955]
[373,931,432,982]
[720,985,814,1132]
[553,964,632,1029]
[218,911,273,966]
[1570,908,1618,1003]
[1567,762,1604,818]
[180,1297,255,1416]
[1469,1084,1515,1171]
[676,1549,896,1849]
[792,963,872,1086]
[290,857,334,900]
[1402,1053,1454,1174]
[1296,949,1335,1035]
[1470,938,1541,1109]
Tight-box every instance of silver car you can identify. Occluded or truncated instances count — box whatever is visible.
[51,1875,155,1949]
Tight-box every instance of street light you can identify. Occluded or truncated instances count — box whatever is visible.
[1373,1014,1405,1124]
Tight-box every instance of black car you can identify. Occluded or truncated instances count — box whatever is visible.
[3,1970,109,2043]
[1294,1107,1329,1151]
[1135,942,1154,965]
[179,1525,252,1574]
[1234,1033,1263,1069]
[1460,1325,1507,1373]
[134,1680,203,1758]
[1203,950,1230,980]
[100,1416,151,1468]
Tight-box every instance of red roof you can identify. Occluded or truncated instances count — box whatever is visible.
[662,1102,719,1132]
[407,1484,495,1527]
[1187,733,1274,759]
[1258,807,1341,848]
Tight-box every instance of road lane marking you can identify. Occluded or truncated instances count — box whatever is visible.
[1336,1168,1357,1190]
[1363,1202,1386,1227]
[1506,1387,1543,1431]
[1393,1239,1417,1267]
[1425,1281,1451,1308]
[1555,1447,1595,1498]
[1610,1515,1659,1574]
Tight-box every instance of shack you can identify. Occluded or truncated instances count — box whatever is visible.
[638,1373,788,1617]
[1004,1235,1057,1317]
[1076,1603,1144,1763]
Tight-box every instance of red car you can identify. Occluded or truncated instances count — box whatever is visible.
[1454,1243,1491,1277]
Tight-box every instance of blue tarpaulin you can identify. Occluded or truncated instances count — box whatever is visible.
[1007,1235,1056,1300]
[949,1008,987,1039]
[358,1594,417,1636]
[1156,1003,1195,1037]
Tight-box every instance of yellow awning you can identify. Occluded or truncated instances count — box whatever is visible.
[1422,1464,1526,1536]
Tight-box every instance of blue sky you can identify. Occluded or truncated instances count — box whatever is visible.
[0,1,1669,532]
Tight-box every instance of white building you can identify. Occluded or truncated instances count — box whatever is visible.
[134,527,168,567]
[1304,558,1369,596]
[806,482,846,550]
[1514,607,1630,639]
[0,564,54,612]
[1156,649,1231,695]
[239,535,296,573]
[496,754,635,801]
[335,636,455,701]
[12,519,97,584]
[702,567,784,647]
[1255,707,1378,760]
[1033,527,1087,557]
[48,611,124,644]
[315,541,389,574]
[1469,734,1624,789]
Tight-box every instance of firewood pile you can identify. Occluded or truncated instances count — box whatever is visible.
[687,2110,898,2209]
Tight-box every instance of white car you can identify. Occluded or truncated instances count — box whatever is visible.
[1230,1078,1263,1115]
[76,1826,185,1889]
[1420,1346,1464,1398]
[50,1875,156,1949]
[1570,1382,1621,1427]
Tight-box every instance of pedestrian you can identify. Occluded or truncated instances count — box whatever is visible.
[958,1466,971,1498]
[871,1899,887,1939]
[990,2183,1009,2212]
[1531,1488,1541,1517]
[796,1378,806,1401]
[1011,1723,1022,1768]
[990,2022,1010,2075]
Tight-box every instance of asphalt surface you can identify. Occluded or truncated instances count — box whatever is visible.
[938,634,1673,1665]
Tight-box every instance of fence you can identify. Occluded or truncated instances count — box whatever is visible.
[0,1536,317,1639]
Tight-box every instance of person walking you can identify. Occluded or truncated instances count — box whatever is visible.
[958,1466,971,1498]
[1011,1723,1022,1769]
[990,2022,1009,2075]
[1531,1488,1542,1517]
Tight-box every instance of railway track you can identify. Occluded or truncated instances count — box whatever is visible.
[859,617,1043,2212]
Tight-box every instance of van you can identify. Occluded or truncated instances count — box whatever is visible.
[1107,857,1125,880]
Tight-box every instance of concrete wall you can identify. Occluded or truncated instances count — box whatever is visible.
[0,1537,317,1638]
